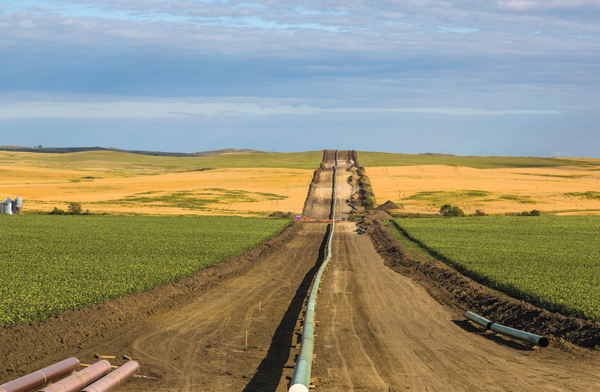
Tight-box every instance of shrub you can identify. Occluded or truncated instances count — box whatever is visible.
[521,211,530,216]
[49,207,66,215]
[474,210,486,216]
[440,204,463,217]
[67,202,83,215]
[530,209,540,216]
[449,206,465,217]
[362,197,376,211]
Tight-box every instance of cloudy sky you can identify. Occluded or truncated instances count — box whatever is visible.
[1,0,599,156]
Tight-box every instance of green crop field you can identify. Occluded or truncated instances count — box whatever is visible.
[394,216,600,321]
[0,215,291,326]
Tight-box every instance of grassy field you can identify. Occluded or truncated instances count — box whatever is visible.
[394,216,600,322]
[0,150,324,175]
[0,215,291,326]
[358,151,599,169]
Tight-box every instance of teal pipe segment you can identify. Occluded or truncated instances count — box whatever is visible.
[289,151,338,392]
[489,323,549,347]
[465,311,549,347]
[465,311,492,330]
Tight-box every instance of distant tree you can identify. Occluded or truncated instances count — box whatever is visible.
[521,211,530,216]
[530,209,540,216]
[474,210,486,216]
[449,206,464,217]
[49,207,66,215]
[440,204,463,217]
[439,204,452,216]
[67,202,84,215]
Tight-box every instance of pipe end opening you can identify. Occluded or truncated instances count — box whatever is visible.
[538,337,550,348]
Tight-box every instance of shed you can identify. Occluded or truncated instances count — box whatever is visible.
[1,198,14,214]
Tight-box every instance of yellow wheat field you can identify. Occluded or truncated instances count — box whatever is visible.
[3,150,600,216]
[0,165,313,216]
[367,165,600,215]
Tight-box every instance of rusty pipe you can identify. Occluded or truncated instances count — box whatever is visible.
[39,360,111,392]
[0,358,80,392]
[80,361,139,392]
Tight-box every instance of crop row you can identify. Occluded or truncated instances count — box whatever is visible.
[395,216,600,322]
[0,215,291,326]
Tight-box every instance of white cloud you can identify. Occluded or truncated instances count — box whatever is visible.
[0,99,563,118]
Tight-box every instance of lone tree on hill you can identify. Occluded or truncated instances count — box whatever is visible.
[439,204,464,217]
[67,202,84,215]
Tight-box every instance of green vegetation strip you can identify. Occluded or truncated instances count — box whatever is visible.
[0,215,291,326]
[358,151,593,169]
[0,150,324,174]
[395,216,600,322]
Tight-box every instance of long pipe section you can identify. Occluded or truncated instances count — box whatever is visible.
[289,150,338,392]
[80,361,139,392]
[465,311,549,347]
[39,360,111,392]
[0,358,80,392]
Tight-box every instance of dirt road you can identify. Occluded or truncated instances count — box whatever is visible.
[3,149,600,391]
[313,222,600,391]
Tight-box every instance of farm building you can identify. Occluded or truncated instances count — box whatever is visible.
[1,196,23,214]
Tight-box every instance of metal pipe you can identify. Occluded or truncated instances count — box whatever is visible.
[489,323,549,347]
[465,311,549,347]
[289,150,338,392]
[80,361,139,392]
[0,358,80,392]
[39,360,111,392]
[465,311,493,330]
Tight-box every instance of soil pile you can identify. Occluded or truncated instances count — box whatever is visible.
[360,218,600,348]
[374,200,401,210]
[364,210,394,220]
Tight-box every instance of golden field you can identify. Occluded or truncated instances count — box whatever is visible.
[0,163,313,216]
[3,150,600,216]
[367,164,600,215]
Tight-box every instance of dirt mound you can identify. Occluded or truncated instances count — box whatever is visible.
[364,210,394,220]
[269,211,295,218]
[375,200,401,210]
[360,218,600,348]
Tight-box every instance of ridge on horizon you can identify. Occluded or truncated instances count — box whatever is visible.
[0,146,272,157]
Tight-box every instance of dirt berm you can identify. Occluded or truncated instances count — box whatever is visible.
[360,218,600,348]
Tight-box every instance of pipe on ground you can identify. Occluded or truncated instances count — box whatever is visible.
[39,360,111,392]
[0,358,80,392]
[465,311,549,347]
[80,361,139,392]
[289,151,338,392]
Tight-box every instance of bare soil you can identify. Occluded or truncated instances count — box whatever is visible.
[2,149,600,391]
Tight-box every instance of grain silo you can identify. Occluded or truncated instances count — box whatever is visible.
[15,196,23,214]
[1,198,14,214]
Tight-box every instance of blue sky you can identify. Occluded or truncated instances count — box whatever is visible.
[1,0,599,157]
